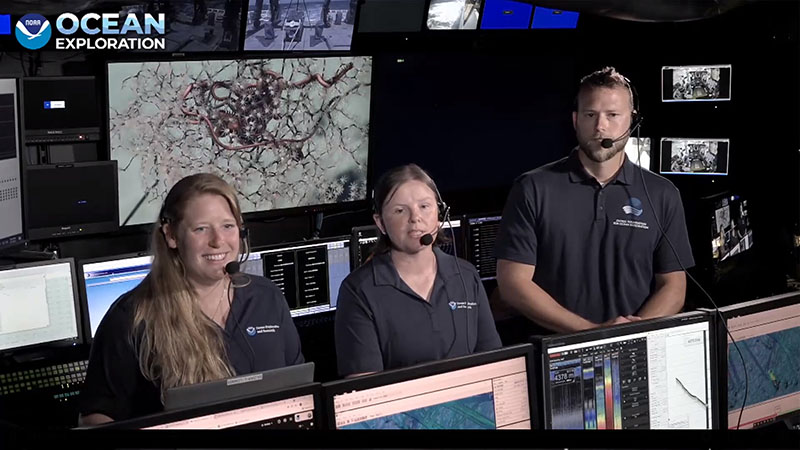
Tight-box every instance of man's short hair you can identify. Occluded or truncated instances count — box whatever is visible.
[574,66,635,111]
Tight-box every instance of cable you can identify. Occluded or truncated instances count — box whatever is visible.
[633,128,749,429]
[443,209,472,354]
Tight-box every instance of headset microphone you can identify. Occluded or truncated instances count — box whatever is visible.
[600,115,644,149]
[420,233,434,246]
[419,204,450,246]
[224,261,240,275]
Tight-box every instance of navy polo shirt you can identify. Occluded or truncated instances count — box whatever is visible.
[495,149,694,324]
[334,247,502,377]
[79,275,304,421]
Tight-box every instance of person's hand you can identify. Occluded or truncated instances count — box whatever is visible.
[597,315,641,328]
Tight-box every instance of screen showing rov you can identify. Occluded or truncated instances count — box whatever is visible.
[725,301,800,429]
[333,356,531,430]
[261,238,350,317]
[82,255,152,338]
[0,261,79,352]
[544,320,713,429]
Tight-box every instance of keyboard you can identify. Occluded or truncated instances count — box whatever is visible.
[0,359,87,400]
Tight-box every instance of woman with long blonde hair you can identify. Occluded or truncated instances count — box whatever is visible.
[79,173,303,425]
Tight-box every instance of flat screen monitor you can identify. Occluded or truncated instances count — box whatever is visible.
[440,217,465,259]
[79,253,153,340]
[260,236,351,318]
[324,344,535,430]
[107,56,372,226]
[23,161,119,240]
[710,193,753,266]
[718,292,800,429]
[244,0,357,51]
[427,0,482,30]
[0,79,24,250]
[464,213,501,281]
[0,258,82,355]
[530,6,579,29]
[538,312,717,429]
[101,383,320,430]
[662,64,732,102]
[480,0,532,29]
[21,76,101,143]
[659,138,729,176]
[350,224,379,269]
[624,137,651,170]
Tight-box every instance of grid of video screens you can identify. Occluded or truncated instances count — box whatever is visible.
[711,194,753,263]
[720,292,800,429]
[660,138,729,176]
[541,313,715,430]
[0,79,23,250]
[465,214,502,281]
[662,65,732,102]
[427,0,482,30]
[244,0,356,51]
[107,56,372,226]
[258,237,351,317]
[327,345,533,429]
[0,259,82,353]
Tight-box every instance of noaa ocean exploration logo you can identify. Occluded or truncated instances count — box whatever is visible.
[15,14,51,50]
[246,326,257,336]
[622,197,644,217]
[448,301,457,311]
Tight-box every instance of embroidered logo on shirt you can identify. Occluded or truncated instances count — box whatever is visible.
[246,324,281,336]
[449,301,457,311]
[451,301,478,310]
[622,197,644,217]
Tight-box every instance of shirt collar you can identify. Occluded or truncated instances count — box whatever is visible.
[567,147,635,186]
[372,247,462,288]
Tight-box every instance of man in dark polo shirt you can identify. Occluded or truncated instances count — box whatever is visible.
[495,67,694,333]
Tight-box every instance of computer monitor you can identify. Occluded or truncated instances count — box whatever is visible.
[78,253,153,340]
[427,0,482,30]
[440,216,466,259]
[101,383,320,430]
[530,6,580,29]
[21,76,101,144]
[23,161,119,240]
[244,0,357,51]
[324,344,535,430]
[538,312,717,429]
[107,56,372,226]
[0,79,24,250]
[350,224,379,269]
[480,0,533,29]
[164,362,315,411]
[464,213,502,281]
[710,193,753,266]
[659,138,729,176]
[662,64,732,102]
[0,258,82,355]
[260,236,351,318]
[718,292,800,429]
[624,137,651,170]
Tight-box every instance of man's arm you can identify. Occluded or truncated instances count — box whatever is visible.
[636,271,686,319]
[496,259,597,333]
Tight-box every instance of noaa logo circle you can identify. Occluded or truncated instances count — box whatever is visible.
[246,326,256,336]
[16,14,51,50]
[622,197,644,217]
[448,301,457,311]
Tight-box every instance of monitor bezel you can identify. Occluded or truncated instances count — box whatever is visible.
[20,75,102,142]
[538,311,718,430]
[97,382,322,430]
[462,211,502,281]
[322,343,538,430]
[660,64,732,103]
[717,291,800,429]
[0,257,84,356]
[0,78,25,251]
[658,137,730,176]
[22,160,120,240]
[105,54,374,229]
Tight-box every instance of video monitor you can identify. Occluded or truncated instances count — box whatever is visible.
[23,161,119,240]
[440,217,466,258]
[710,193,753,264]
[350,224,379,269]
[244,0,357,51]
[427,0,482,30]
[107,56,372,226]
[21,76,101,144]
[480,0,532,29]
[324,344,535,429]
[0,79,24,250]
[662,64,732,102]
[538,312,716,429]
[119,1,242,52]
[624,137,651,170]
[0,258,82,354]
[718,292,800,429]
[464,213,501,281]
[260,236,350,317]
[79,253,153,340]
[102,383,320,430]
[530,6,579,29]
[659,138,729,176]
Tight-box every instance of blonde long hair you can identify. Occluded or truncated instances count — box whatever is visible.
[131,173,243,400]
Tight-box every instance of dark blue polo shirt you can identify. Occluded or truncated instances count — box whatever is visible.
[495,149,694,324]
[334,247,502,377]
[79,275,304,421]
